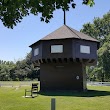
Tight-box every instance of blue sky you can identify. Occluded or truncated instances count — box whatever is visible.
[0,0,110,61]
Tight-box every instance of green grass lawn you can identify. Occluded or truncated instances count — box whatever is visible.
[0,85,110,110]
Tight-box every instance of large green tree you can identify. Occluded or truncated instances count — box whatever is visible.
[98,35,110,81]
[81,11,110,46]
[0,0,94,28]
[81,11,110,81]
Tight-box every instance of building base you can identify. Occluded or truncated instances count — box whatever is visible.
[40,62,87,91]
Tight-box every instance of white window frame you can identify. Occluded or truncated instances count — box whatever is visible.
[80,45,90,54]
[51,45,63,53]
[34,48,39,56]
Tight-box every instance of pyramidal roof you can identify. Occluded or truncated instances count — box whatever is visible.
[41,25,98,41]
[30,25,98,47]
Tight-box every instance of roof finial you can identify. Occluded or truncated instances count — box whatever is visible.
[64,10,66,25]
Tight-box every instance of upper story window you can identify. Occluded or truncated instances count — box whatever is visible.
[51,45,63,53]
[80,45,90,54]
[34,48,39,56]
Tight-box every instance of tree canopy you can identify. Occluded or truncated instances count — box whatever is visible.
[81,11,110,81]
[0,0,94,28]
[81,11,110,46]
[98,35,110,81]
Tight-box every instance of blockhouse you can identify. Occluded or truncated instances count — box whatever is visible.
[29,25,99,91]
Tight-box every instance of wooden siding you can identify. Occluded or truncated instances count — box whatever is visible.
[31,41,42,61]
[31,39,98,65]
[72,39,97,60]
[40,62,86,91]
[42,39,73,59]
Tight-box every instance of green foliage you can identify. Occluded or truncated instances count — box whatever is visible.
[81,11,110,81]
[0,52,40,81]
[90,35,110,82]
[81,11,110,46]
[86,66,96,81]
[0,61,15,81]
[0,0,94,28]
[98,34,110,81]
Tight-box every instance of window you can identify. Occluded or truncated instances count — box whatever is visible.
[51,45,63,53]
[34,48,39,56]
[80,45,90,54]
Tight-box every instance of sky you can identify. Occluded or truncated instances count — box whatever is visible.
[0,0,110,62]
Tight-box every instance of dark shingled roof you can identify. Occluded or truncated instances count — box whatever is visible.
[30,25,99,47]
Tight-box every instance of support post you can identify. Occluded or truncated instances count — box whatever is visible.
[82,64,87,91]
[51,98,56,110]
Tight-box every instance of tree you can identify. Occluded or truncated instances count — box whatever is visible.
[98,35,110,81]
[0,52,40,81]
[85,34,110,82]
[25,52,40,80]
[0,0,94,28]
[0,60,15,81]
[81,11,110,81]
[81,11,110,46]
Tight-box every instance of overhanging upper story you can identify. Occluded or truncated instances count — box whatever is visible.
[29,25,99,65]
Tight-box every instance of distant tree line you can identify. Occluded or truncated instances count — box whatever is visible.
[0,52,40,81]
[81,11,110,82]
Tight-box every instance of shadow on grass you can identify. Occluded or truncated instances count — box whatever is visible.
[39,90,110,97]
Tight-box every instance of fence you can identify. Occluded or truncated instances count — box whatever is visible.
[0,81,38,87]
[1,81,110,87]
[87,81,110,86]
